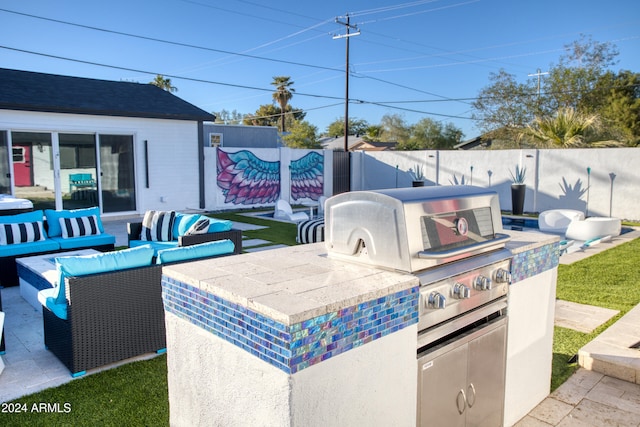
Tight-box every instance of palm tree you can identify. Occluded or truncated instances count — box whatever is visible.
[271,76,294,133]
[150,75,178,93]
[518,107,601,148]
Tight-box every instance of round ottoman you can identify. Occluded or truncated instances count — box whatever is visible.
[565,217,621,241]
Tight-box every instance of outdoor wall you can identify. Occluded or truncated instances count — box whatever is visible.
[202,146,638,220]
[204,147,331,210]
[351,148,639,221]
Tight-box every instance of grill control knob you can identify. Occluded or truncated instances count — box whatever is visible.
[473,275,492,291]
[495,268,511,284]
[453,283,471,299]
[427,292,446,309]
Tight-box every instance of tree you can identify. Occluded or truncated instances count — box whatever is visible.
[396,118,463,150]
[379,114,411,144]
[518,107,601,148]
[282,121,321,149]
[271,76,295,133]
[325,117,370,137]
[150,75,177,92]
[471,69,537,137]
[597,70,640,146]
[213,109,244,125]
[243,104,305,128]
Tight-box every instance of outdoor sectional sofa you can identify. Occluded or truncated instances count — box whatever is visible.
[0,207,115,287]
[38,240,237,376]
[127,211,243,255]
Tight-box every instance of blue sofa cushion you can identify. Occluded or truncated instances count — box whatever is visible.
[207,217,233,232]
[59,215,101,238]
[0,209,44,224]
[0,221,46,245]
[38,288,68,320]
[45,207,105,238]
[156,239,235,264]
[0,238,60,257]
[129,239,178,255]
[173,213,200,237]
[47,245,155,319]
[50,233,116,250]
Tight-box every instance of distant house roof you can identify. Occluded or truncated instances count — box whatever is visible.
[320,135,396,151]
[454,136,492,150]
[0,68,215,122]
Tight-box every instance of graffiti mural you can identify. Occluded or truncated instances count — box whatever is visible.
[290,151,324,202]
[217,149,280,204]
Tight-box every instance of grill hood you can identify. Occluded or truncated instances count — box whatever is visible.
[324,186,510,272]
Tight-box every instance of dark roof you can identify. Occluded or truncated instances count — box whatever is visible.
[0,68,215,121]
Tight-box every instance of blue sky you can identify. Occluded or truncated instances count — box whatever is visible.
[1,0,639,139]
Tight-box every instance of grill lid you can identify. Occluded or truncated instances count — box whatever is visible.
[324,186,510,272]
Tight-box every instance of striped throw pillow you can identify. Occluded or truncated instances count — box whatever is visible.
[185,217,210,236]
[141,210,176,242]
[0,221,46,245]
[59,215,102,238]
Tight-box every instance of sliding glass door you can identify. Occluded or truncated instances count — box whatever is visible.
[99,135,136,213]
[12,132,56,209]
[60,133,98,210]
[5,131,136,213]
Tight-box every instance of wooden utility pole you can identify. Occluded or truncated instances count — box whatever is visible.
[334,14,360,152]
[528,68,549,98]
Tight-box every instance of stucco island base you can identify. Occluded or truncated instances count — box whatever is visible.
[165,311,417,426]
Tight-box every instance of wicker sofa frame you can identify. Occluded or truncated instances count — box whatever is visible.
[127,222,243,254]
[43,264,167,376]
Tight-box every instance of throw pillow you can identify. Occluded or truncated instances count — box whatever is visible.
[141,210,176,242]
[0,221,46,245]
[59,215,102,238]
[185,217,210,235]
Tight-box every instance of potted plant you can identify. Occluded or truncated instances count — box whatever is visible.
[509,165,526,215]
[411,164,426,187]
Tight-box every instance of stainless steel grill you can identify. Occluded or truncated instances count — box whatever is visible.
[324,186,513,426]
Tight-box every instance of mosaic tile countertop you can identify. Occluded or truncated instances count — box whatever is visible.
[162,243,419,326]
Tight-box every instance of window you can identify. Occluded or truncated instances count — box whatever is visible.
[12,147,25,163]
[59,134,96,169]
[209,133,223,148]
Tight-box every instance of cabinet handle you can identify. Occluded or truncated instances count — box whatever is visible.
[467,383,476,407]
[456,389,466,414]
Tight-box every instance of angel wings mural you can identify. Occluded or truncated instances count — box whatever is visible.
[216,149,324,205]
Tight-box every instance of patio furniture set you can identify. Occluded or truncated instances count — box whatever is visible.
[1,207,243,377]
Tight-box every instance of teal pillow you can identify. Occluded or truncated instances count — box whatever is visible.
[54,245,155,306]
[207,218,233,232]
[173,213,200,237]
[156,239,235,264]
[45,207,104,237]
[0,209,44,224]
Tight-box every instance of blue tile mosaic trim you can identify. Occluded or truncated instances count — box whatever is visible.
[162,276,419,375]
[511,242,560,283]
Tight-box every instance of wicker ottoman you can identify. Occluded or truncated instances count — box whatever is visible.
[297,219,325,244]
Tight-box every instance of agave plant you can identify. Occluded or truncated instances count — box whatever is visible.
[509,165,526,184]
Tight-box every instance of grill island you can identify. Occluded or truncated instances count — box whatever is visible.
[161,186,559,426]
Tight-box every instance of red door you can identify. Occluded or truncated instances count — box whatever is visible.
[13,144,33,186]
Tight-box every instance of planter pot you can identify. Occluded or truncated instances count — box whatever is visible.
[412,181,425,187]
[511,184,526,215]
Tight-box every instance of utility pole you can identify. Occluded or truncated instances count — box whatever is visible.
[528,68,549,98]
[333,14,360,152]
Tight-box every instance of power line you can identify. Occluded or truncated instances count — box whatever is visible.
[0,45,345,101]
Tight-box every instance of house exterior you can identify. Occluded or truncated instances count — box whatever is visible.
[203,123,281,149]
[0,68,215,216]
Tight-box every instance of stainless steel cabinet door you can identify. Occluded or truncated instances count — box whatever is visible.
[418,341,468,427]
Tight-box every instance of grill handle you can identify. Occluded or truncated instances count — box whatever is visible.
[418,233,510,259]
